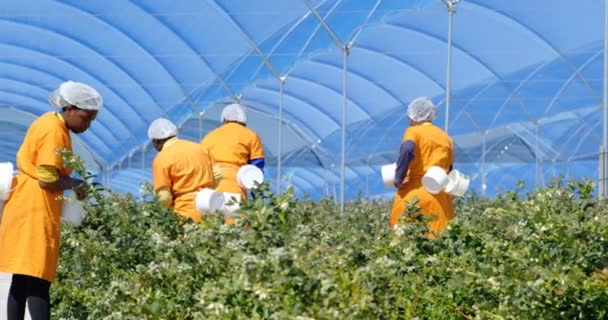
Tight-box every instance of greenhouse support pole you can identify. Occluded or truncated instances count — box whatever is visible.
[340,46,350,216]
[105,167,111,190]
[277,76,287,194]
[231,23,283,192]
[442,0,459,134]
[481,131,487,197]
[535,124,540,188]
[305,0,348,216]
[141,145,146,171]
[602,0,608,198]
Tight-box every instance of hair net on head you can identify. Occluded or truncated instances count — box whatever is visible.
[148,118,178,140]
[49,81,103,111]
[407,97,437,122]
[221,103,247,124]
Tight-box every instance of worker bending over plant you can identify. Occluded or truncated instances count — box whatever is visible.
[148,118,220,222]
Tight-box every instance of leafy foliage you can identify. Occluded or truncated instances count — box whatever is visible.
[53,155,608,319]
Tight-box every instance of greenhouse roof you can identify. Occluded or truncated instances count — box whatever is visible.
[0,0,605,199]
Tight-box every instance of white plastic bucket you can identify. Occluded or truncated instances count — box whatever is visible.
[194,188,225,213]
[421,166,448,194]
[444,169,470,197]
[61,200,85,226]
[0,162,14,201]
[381,163,397,188]
[237,165,264,190]
[222,192,242,217]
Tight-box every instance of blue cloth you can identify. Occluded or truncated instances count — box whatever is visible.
[248,157,264,198]
[394,140,415,186]
[248,157,265,172]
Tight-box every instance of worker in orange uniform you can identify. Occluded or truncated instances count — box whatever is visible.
[148,118,221,222]
[201,103,265,224]
[0,81,102,320]
[389,97,454,237]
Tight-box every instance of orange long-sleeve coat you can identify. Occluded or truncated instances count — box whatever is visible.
[0,112,72,282]
[152,138,215,222]
[389,122,454,236]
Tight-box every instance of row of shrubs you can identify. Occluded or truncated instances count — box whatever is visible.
[53,156,608,319]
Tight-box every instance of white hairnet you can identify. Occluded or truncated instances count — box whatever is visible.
[49,81,103,110]
[407,97,437,122]
[221,103,247,124]
[148,118,178,140]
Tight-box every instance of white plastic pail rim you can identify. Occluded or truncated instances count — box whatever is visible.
[237,165,264,190]
[0,162,14,201]
[195,188,225,213]
[445,170,470,196]
[61,200,85,226]
[381,163,397,188]
[422,166,448,194]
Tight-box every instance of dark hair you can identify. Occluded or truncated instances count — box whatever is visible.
[62,105,82,112]
[153,135,176,144]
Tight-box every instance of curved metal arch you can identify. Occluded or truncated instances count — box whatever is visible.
[0,19,165,116]
[550,114,596,161]
[466,0,602,105]
[341,44,445,139]
[312,50,403,105]
[295,0,344,64]
[249,0,335,79]
[504,125,555,162]
[207,0,280,78]
[56,1,201,114]
[307,56,400,118]
[486,63,547,129]
[289,166,330,186]
[0,33,163,154]
[256,80,340,127]
[244,87,335,137]
[0,97,115,163]
[0,105,107,168]
[243,101,322,147]
[354,41,454,157]
[0,45,146,149]
[544,50,603,116]
[565,116,602,162]
[541,52,603,158]
[283,72,372,121]
[240,97,336,168]
[282,172,314,192]
[383,22,537,124]
[0,76,126,148]
[0,105,112,167]
[127,1,240,108]
[450,81,493,130]
[0,89,120,160]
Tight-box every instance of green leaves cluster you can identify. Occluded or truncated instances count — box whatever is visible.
[53,163,608,319]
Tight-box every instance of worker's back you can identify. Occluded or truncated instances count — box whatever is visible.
[201,122,264,196]
[153,138,214,220]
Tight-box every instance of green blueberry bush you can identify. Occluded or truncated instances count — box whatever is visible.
[53,154,608,319]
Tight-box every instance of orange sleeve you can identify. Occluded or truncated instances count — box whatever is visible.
[250,133,265,160]
[403,127,416,143]
[35,126,69,170]
[152,156,172,192]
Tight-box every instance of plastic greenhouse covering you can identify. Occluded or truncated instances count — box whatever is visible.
[0,0,606,201]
